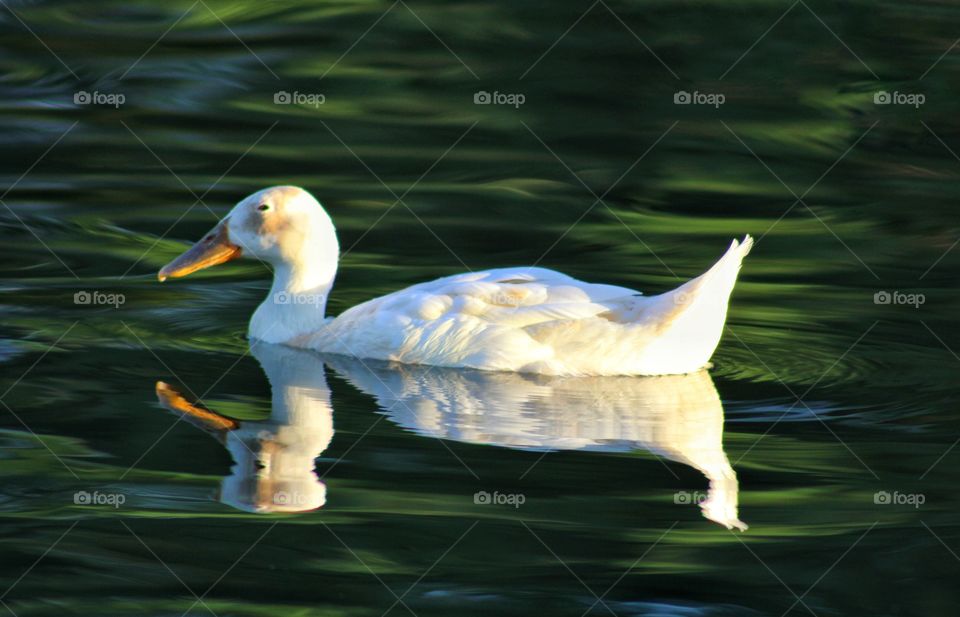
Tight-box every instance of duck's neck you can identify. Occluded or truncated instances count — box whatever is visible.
[250,245,339,345]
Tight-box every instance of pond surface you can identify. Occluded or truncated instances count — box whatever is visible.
[1,1,959,615]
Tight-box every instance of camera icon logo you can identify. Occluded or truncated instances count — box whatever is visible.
[73,490,92,504]
[873,490,891,504]
[474,91,492,105]
[74,291,91,304]
[674,90,691,104]
[873,290,891,305]
[273,291,290,305]
[274,490,290,505]
[473,490,491,504]
[74,91,92,105]
[673,490,707,505]
[274,91,292,104]
[874,91,891,105]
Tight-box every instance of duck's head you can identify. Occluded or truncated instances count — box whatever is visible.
[158,186,338,282]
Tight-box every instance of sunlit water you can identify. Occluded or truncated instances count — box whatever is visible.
[2,1,959,615]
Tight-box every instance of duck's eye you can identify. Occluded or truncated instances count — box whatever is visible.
[257,204,270,212]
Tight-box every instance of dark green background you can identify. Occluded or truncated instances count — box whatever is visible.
[1,0,958,615]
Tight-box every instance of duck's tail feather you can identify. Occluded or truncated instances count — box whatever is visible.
[632,235,753,373]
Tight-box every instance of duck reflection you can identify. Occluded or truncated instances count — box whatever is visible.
[156,343,334,513]
[155,343,746,529]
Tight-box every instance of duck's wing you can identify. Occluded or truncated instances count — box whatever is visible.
[338,267,640,327]
[310,267,642,370]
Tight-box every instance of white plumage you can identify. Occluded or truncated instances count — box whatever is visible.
[159,186,753,376]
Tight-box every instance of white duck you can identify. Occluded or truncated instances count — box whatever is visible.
[158,186,752,376]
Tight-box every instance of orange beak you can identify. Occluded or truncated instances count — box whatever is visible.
[158,221,242,282]
[155,381,239,431]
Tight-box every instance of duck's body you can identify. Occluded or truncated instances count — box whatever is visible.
[304,243,750,375]
[159,186,753,376]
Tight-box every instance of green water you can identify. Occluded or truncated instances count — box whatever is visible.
[2,0,959,615]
